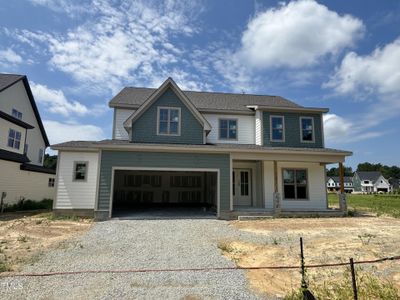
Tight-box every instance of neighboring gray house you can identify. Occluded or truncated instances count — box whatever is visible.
[0,74,56,204]
[52,78,352,220]
[326,176,354,193]
[353,171,391,193]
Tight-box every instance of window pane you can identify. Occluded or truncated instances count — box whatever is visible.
[296,186,307,199]
[220,128,227,139]
[296,170,307,185]
[302,130,313,141]
[302,118,312,130]
[228,120,237,139]
[169,109,179,122]
[170,121,178,134]
[7,138,14,148]
[14,141,20,149]
[9,129,15,138]
[15,131,21,141]
[283,170,295,184]
[272,129,283,140]
[284,185,295,199]
[220,119,228,129]
[159,121,168,134]
[159,109,168,121]
[75,163,86,180]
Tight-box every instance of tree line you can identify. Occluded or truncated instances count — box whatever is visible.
[327,162,400,179]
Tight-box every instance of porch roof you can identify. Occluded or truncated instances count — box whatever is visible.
[52,139,352,157]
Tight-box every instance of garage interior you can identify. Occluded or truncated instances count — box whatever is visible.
[112,170,218,217]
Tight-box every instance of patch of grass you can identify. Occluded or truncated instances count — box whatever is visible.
[0,260,10,272]
[329,194,400,218]
[4,199,53,212]
[285,270,399,300]
[217,240,234,253]
[17,235,28,242]
[358,233,376,245]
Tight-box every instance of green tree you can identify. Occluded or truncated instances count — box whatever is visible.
[44,154,57,170]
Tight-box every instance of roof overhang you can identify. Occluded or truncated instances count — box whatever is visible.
[122,78,212,132]
[247,105,329,114]
[52,143,352,164]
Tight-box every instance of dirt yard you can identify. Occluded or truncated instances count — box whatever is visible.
[222,217,400,299]
[0,212,92,272]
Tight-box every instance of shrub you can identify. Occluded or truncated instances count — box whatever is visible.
[4,198,53,212]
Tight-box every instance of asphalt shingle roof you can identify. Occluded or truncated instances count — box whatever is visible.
[109,87,302,112]
[356,171,382,182]
[0,74,24,92]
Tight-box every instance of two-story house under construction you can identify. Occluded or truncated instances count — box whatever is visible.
[52,78,352,220]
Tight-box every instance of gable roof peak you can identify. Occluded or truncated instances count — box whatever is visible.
[123,77,212,132]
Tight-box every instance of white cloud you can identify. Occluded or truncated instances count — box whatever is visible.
[18,0,205,94]
[31,82,87,116]
[0,48,23,67]
[30,82,107,117]
[323,113,384,144]
[237,0,364,69]
[43,120,105,145]
[326,37,400,96]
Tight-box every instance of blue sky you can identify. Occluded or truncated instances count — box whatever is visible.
[0,0,399,168]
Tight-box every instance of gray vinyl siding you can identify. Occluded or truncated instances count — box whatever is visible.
[131,88,204,144]
[263,112,323,148]
[98,150,230,211]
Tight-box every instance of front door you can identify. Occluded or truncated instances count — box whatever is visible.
[233,169,252,206]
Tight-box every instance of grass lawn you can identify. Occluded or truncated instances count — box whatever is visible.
[328,193,400,218]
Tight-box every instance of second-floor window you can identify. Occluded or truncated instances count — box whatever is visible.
[8,129,21,149]
[270,116,284,141]
[300,117,314,142]
[157,107,181,135]
[12,108,22,120]
[219,119,237,140]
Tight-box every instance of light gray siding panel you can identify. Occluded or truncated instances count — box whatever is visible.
[131,88,204,144]
[114,108,135,140]
[263,112,323,148]
[98,151,230,211]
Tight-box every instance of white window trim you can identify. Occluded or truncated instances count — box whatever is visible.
[270,115,285,142]
[7,128,22,150]
[72,161,89,182]
[218,118,238,140]
[299,116,315,143]
[156,106,181,136]
[282,168,309,201]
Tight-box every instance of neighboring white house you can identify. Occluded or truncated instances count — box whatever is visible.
[0,74,55,205]
[353,171,391,193]
[326,176,354,193]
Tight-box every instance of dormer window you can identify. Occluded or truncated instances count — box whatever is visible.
[219,119,237,140]
[12,108,22,120]
[157,107,181,136]
[300,117,314,142]
[270,116,285,142]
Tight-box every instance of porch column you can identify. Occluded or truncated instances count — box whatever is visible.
[273,160,281,215]
[338,162,347,213]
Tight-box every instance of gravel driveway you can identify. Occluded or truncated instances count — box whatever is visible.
[0,218,271,300]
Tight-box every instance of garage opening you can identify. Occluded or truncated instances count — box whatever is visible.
[111,170,218,218]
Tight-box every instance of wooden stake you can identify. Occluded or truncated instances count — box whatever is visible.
[339,162,345,194]
[300,237,308,289]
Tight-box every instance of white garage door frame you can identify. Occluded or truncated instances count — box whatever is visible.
[109,166,221,218]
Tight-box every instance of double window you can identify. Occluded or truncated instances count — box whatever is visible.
[12,108,22,120]
[300,117,314,142]
[8,129,21,149]
[283,169,308,200]
[157,107,181,135]
[48,178,55,187]
[219,119,237,140]
[73,161,88,181]
[270,116,284,142]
